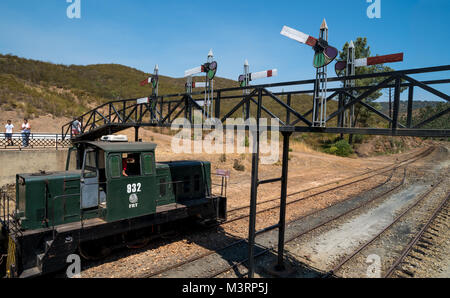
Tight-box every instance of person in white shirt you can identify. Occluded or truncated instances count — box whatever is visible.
[5,120,14,146]
[21,118,31,147]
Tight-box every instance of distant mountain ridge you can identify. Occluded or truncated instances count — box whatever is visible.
[377,100,445,115]
[0,53,317,122]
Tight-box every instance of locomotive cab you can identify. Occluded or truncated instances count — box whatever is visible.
[67,139,160,223]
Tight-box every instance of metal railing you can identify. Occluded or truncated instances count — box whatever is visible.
[0,190,22,237]
[0,133,72,150]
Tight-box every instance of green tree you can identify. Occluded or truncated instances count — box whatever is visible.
[412,102,450,130]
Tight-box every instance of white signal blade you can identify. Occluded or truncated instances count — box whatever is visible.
[280,26,317,46]
[137,97,149,104]
[250,69,278,81]
[192,82,207,88]
[354,58,367,67]
[195,100,205,107]
[184,66,203,77]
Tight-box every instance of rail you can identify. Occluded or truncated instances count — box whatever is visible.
[0,133,72,150]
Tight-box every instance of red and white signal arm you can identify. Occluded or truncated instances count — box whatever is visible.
[216,169,231,178]
[250,69,278,81]
[355,53,404,67]
[192,82,207,88]
[140,77,152,86]
[335,53,404,75]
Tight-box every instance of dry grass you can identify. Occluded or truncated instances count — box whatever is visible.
[290,139,316,154]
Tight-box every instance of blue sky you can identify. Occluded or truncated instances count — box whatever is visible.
[0,0,449,101]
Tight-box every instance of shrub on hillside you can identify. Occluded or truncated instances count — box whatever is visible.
[325,140,353,157]
[233,159,245,171]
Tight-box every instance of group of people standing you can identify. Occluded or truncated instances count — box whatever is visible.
[4,118,32,147]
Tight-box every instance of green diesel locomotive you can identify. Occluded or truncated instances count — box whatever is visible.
[0,138,227,278]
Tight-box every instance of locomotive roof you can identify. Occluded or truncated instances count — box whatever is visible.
[85,141,157,152]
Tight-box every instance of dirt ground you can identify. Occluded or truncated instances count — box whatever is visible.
[74,129,442,278]
[0,109,71,133]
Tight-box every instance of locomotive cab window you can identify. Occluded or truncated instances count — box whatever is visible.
[83,149,97,178]
[142,153,154,175]
[108,154,121,179]
[122,153,141,177]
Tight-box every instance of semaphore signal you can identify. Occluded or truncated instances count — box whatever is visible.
[140,64,159,96]
[334,41,404,129]
[138,64,159,120]
[281,21,338,69]
[184,50,218,119]
[238,69,278,87]
[281,19,337,127]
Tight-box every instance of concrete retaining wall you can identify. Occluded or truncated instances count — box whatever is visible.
[0,149,71,186]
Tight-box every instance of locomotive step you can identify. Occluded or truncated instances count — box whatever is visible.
[45,240,53,253]
[36,253,45,269]
[19,267,41,278]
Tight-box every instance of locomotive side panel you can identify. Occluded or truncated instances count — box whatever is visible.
[105,151,158,222]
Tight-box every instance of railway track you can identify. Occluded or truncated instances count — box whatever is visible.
[146,166,408,278]
[326,178,448,278]
[137,147,435,278]
[207,169,410,278]
[384,193,449,278]
[224,146,435,223]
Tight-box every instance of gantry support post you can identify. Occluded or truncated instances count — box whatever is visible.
[277,131,292,270]
[159,97,163,123]
[245,98,251,120]
[215,91,221,119]
[248,88,262,278]
[134,126,139,142]
[392,77,401,134]
[286,94,291,124]
[338,92,344,139]
[389,87,392,127]
[407,86,414,128]
[167,102,171,123]
[184,95,192,123]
